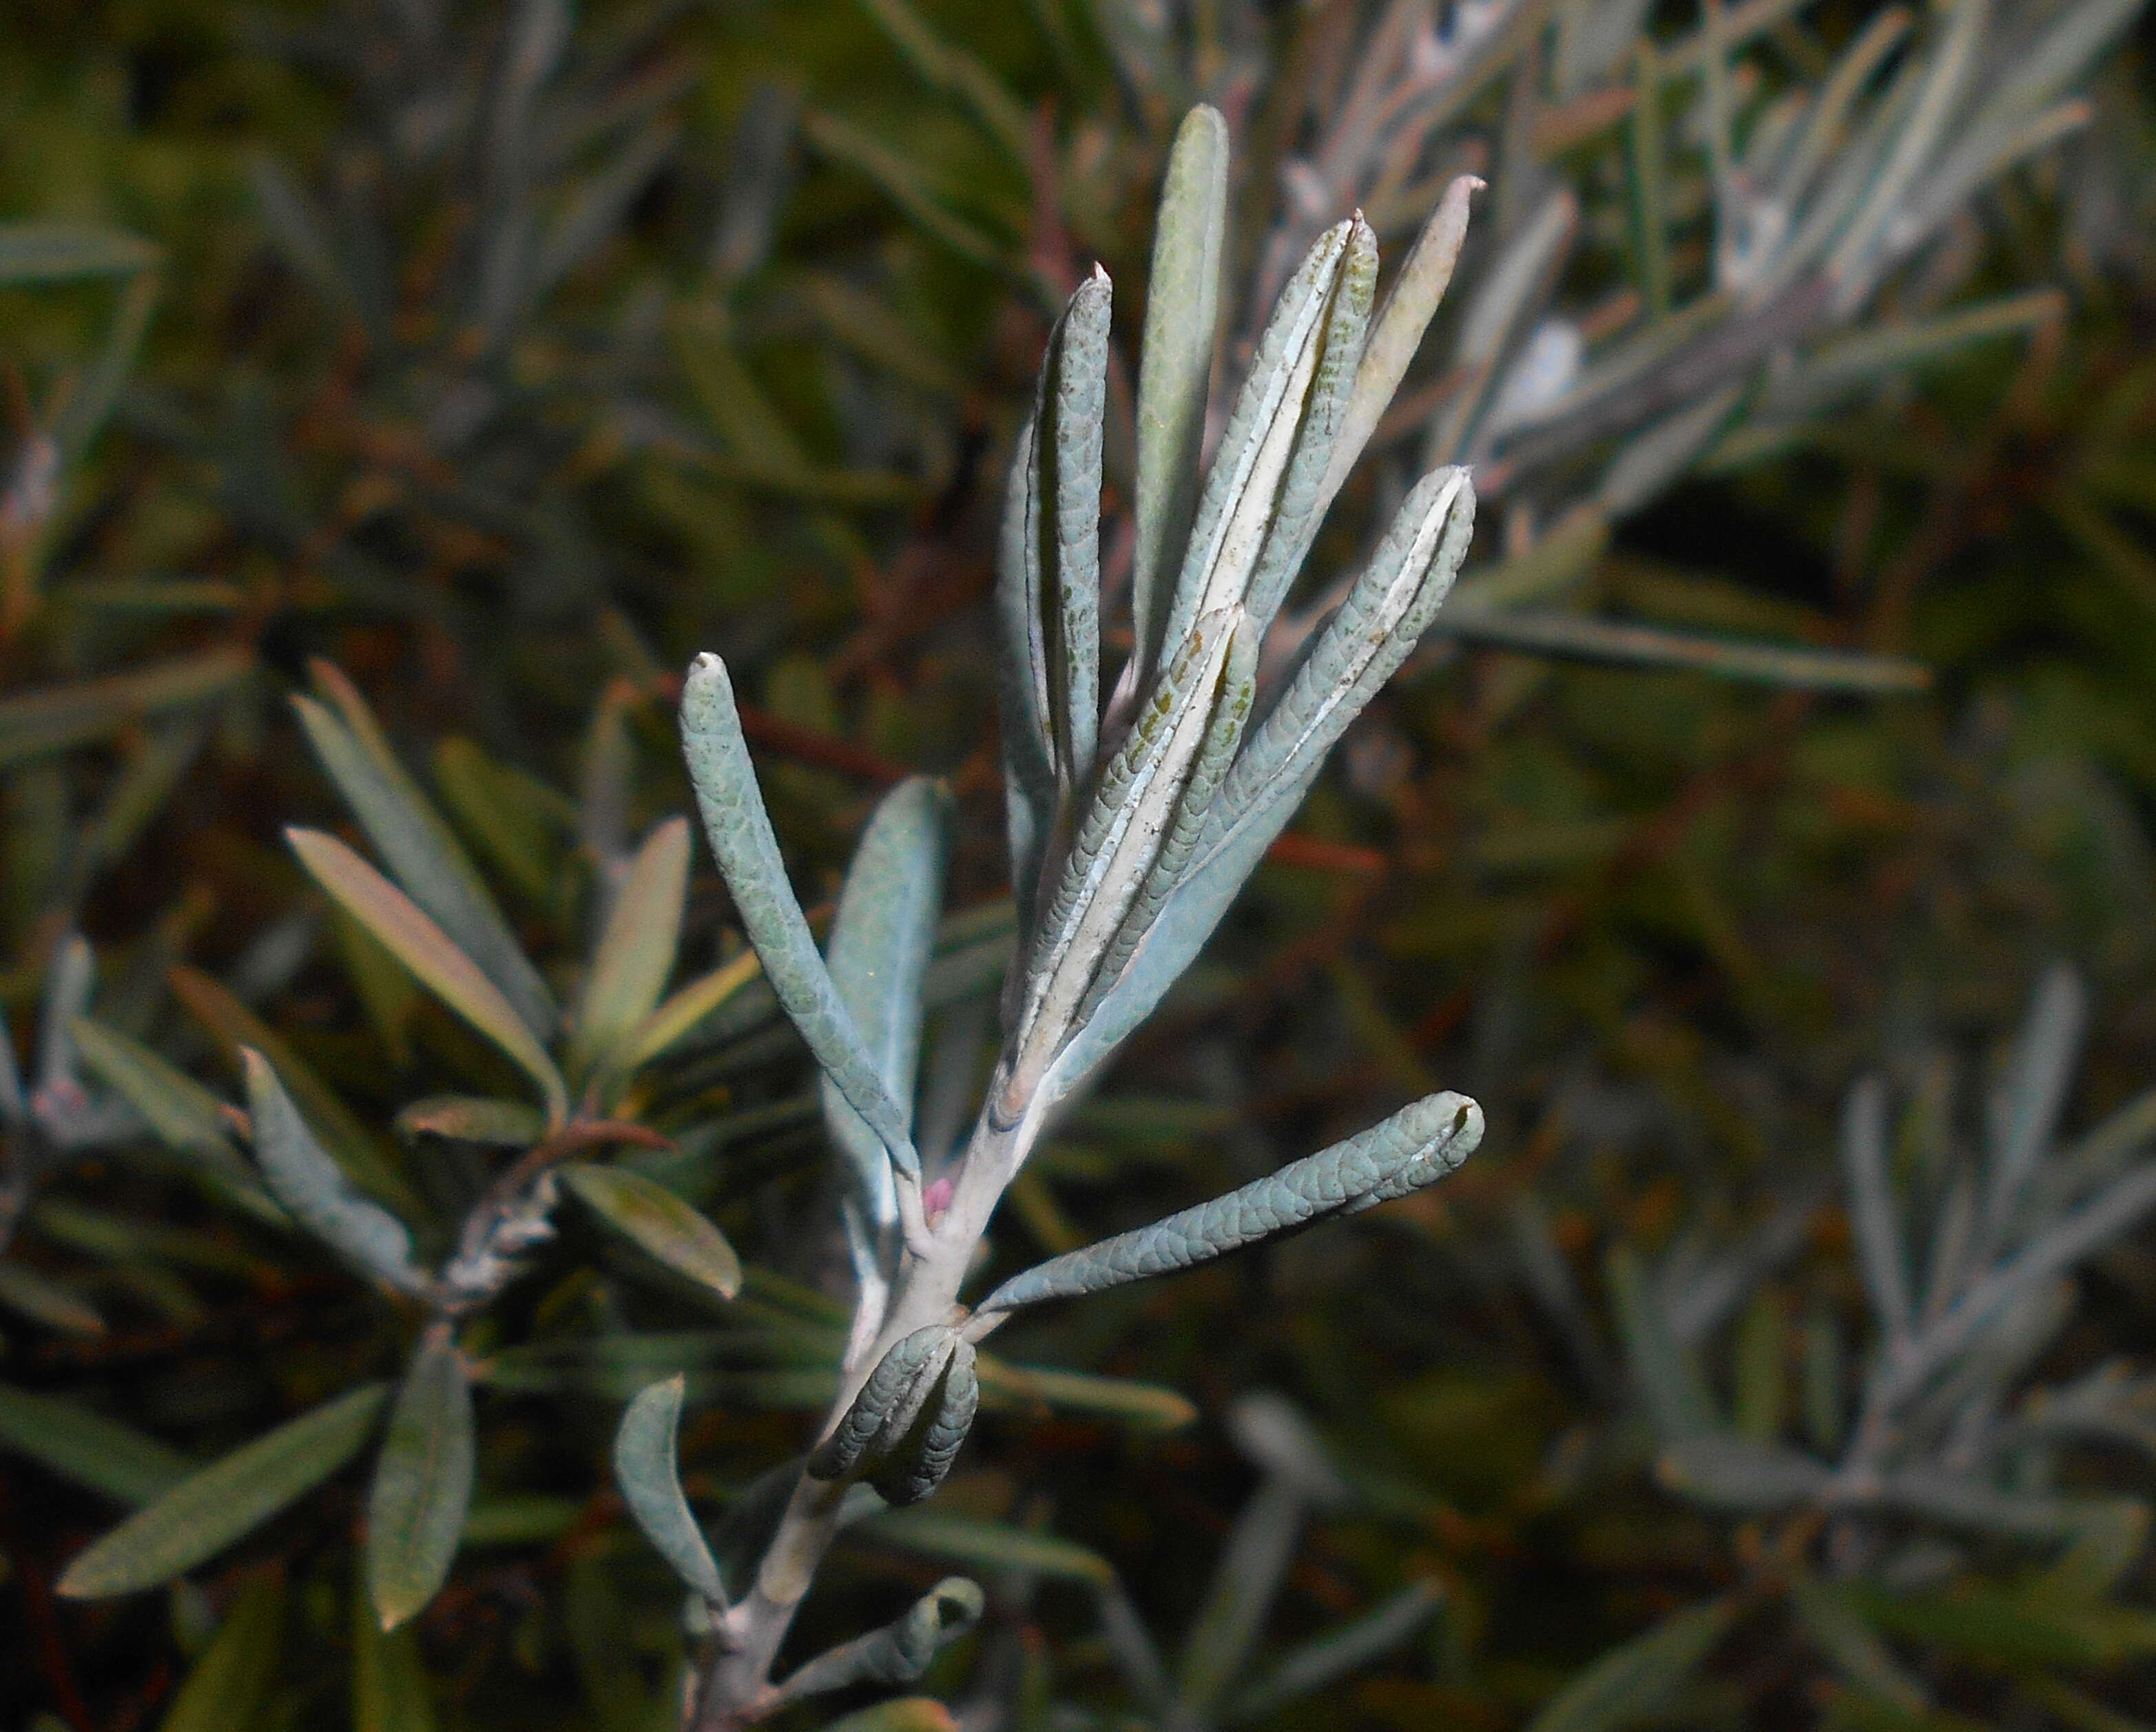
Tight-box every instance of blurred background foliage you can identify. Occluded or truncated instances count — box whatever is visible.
[3,0,2156,1727]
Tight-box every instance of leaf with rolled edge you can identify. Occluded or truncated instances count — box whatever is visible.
[570,817,690,1081]
[810,1326,955,1481]
[288,829,568,1128]
[57,1381,389,1597]
[1655,1433,1832,1512]
[823,779,949,1227]
[1039,474,1474,1104]
[679,654,917,1176]
[773,1577,984,1704]
[242,1050,428,1295]
[1236,216,1377,636]
[1316,176,1480,521]
[1157,220,1356,661]
[367,1328,474,1631]
[613,1376,726,1605]
[975,1092,1481,1317]
[294,669,555,1041]
[1017,610,1246,1078]
[870,1339,978,1507]
[0,1383,194,1504]
[562,1165,741,1300]
[1131,105,1228,685]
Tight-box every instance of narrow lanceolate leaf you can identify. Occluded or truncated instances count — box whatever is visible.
[1132,104,1229,682]
[976,1092,1482,1316]
[1077,616,1258,1027]
[613,1376,726,1605]
[616,948,763,1072]
[1159,221,1357,659]
[1841,1076,1911,1346]
[822,779,949,1223]
[571,817,690,1080]
[1238,216,1378,634]
[66,1016,238,1163]
[0,1383,194,1504]
[1985,962,2085,1238]
[57,1382,389,1597]
[243,1050,428,1295]
[289,829,568,1127]
[1524,1597,1738,1732]
[294,672,555,1040]
[775,1578,985,1703]
[680,652,917,1174]
[1016,611,1245,1078]
[158,1569,286,1732]
[367,1328,475,1631]
[1316,176,1482,521]
[561,1164,742,1300]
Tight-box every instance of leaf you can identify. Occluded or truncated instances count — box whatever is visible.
[973,1358,1196,1430]
[158,1569,284,1732]
[1131,104,1229,681]
[1985,963,2086,1238]
[293,671,555,1040]
[613,1375,726,1605]
[367,1328,476,1631]
[1842,1076,1912,1346]
[1524,1596,1739,1732]
[0,222,160,283]
[1789,1576,1932,1715]
[1318,174,1480,519]
[800,109,1010,273]
[1435,611,1931,694]
[810,1326,956,1481]
[975,1092,1482,1315]
[395,1096,546,1146]
[562,1164,742,1300]
[616,948,764,1072]
[0,1382,194,1503]
[1223,1580,1444,1723]
[242,1050,428,1295]
[572,817,690,1080]
[57,1381,389,1597]
[822,778,949,1223]
[859,1506,1115,1585]
[1656,1432,1831,1511]
[0,1262,105,1336]
[1177,1476,1309,1718]
[855,0,1034,167]
[1609,1243,1717,1441]
[678,652,915,1172]
[289,828,568,1127]
[774,1577,984,1703]
[353,1574,439,1732]
[0,649,251,769]
[431,736,572,906]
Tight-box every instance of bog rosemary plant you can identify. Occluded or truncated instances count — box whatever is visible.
[636,107,1488,1725]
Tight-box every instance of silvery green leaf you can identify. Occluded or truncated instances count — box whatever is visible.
[57,1382,390,1598]
[1427,191,1575,467]
[613,1375,726,1606]
[809,1325,955,1482]
[1655,1433,1831,1512]
[294,667,555,1041]
[1841,1076,1911,1348]
[1076,615,1258,1029]
[1316,174,1480,521]
[1177,1474,1306,1720]
[679,652,916,1177]
[975,1092,1480,1315]
[1131,105,1228,683]
[1238,216,1377,634]
[570,817,690,1082]
[823,778,949,1226]
[1984,963,2085,1240]
[37,933,92,1098]
[1221,1580,1442,1724]
[242,1050,427,1295]
[870,1339,977,1507]
[1158,220,1357,658]
[1015,609,1245,1078]
[367,1328,474,1631]
[773,1577,984,1703]
[1432,608,1932,693]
